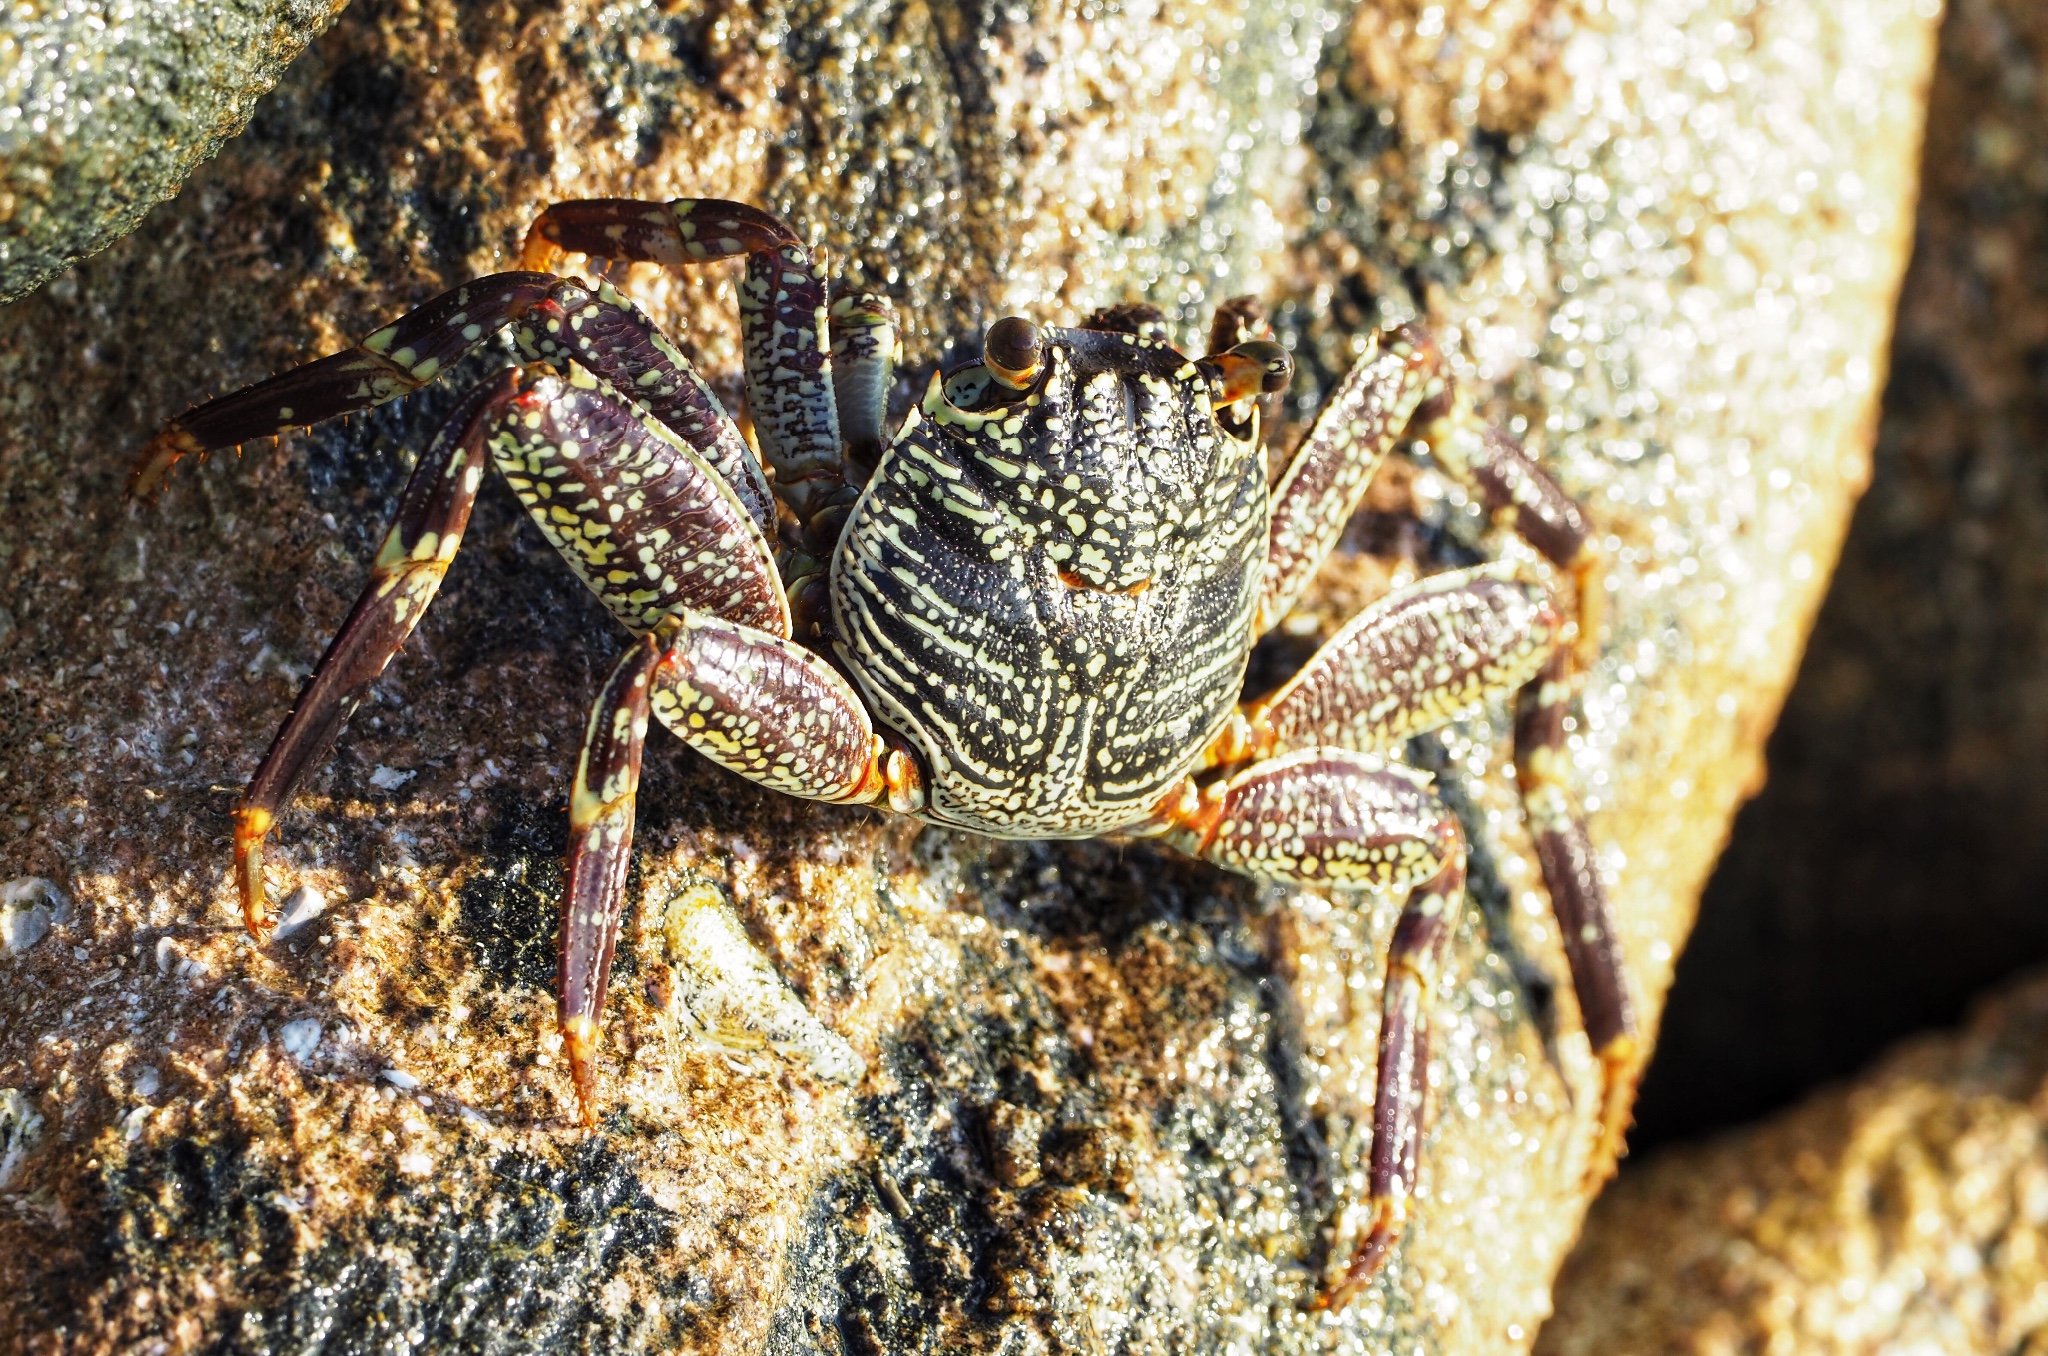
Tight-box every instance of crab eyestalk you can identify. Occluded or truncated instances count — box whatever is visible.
[984,316,1044,390]
[1205,340,1294,405]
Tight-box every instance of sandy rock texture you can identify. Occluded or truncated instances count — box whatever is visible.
[0,0,349,302]
[1540,965,2048,1356]
[0,0,1934,1351]
[1635,0,2048,1148]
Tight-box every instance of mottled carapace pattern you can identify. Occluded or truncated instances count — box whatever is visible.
[832,330,1266,838]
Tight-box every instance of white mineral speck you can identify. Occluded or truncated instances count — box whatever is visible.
[278,1019,322,1063]
[0,877,69,954]
[132,1066,160,1098]
[368,765,415,790]
[271,885,327,940]
[380,1068,419,1090]
[0,1089,43,1188]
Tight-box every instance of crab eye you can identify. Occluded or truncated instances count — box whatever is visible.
[1204,340,1294,406]
[984,316,1044,390]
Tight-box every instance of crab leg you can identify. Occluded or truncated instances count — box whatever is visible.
[555,610,896,1120]
[1515,651,1638,1161]
[516,278,776,534]
[482,370,789,639]
[1190,560,1630,1290]
[484,363,894,1111]
[521,198,850,528]
[1255,327,1440,635]
[560,635,662,1123]
[1401,402,1635,1164]
[1221,562,1562,767]
[1418,402,1605,668]
[1148,749,1466,1300]
[232,373,514,935]
[648,611,889,806]
[134,274,556,495]
[1335,854,1467,1306]
[135,272,777,541]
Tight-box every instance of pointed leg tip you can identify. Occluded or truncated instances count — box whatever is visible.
[562,1015,602,1128]
[232,807,276,939]
[130,426,203,501]
[1317,1196,1403,1311]
[1584,1036,1641,1188]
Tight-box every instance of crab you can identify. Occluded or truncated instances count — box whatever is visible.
[137,196,1638,1303]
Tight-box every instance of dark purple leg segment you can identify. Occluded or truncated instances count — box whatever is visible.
[1516,651,1640,1164]
[521,198,848,527]
[1416,396,1605,666]
[560,634,661,1125]
[232,373,513,936]
[1328,854,1468,1307]
[135,273,556,495]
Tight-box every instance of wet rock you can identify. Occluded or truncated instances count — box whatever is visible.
[0,0,346,302]
[1637,0,2048,1148]
[0,0,1934,1351]
[1541,964,2048,1356]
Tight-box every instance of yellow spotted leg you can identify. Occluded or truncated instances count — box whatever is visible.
[556,612,906,1123]
[1149,747,1467,1305]
[133,274,557,497]
[560,635,662,1124]
[648,611,893,808]
[521,198,851,531]
[232,372,516,936]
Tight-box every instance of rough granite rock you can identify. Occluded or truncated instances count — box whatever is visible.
[1539,965,2048,1356]
[0,0,349,303]
[0,0,1935,1351]
[1635,0,2048,1147]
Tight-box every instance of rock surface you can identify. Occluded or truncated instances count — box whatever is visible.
[0,0,348,302]
[1636,0,2048,1148]
[1540,965,2048,1356]
[0,0,1934,1351]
